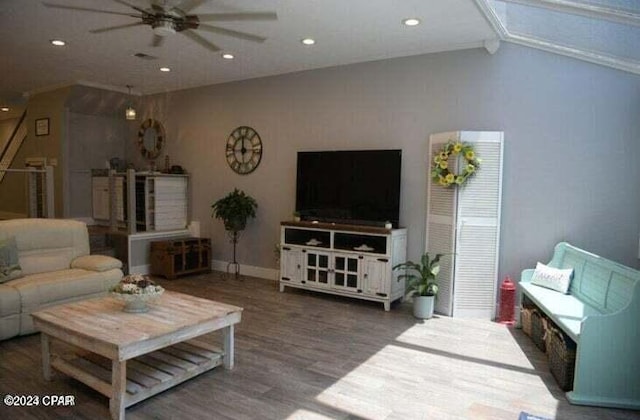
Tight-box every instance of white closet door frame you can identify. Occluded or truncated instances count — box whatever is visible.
[426,131,459,316]
[426,131,504,319]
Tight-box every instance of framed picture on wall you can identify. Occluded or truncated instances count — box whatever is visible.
[35,118,50,136]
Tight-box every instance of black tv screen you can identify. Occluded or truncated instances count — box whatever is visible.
[296,150,401,227]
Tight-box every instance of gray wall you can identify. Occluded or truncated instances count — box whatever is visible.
[142,43,640,281]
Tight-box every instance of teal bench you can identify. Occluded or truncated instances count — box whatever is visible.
[520,242,640,410]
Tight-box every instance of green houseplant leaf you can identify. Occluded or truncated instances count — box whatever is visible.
[211,189,258,232]
[393,252,445,297]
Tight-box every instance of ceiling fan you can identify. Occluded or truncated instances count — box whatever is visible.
[42,0,278,52]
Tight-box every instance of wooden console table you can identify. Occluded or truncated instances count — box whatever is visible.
[32,291,243,420]
[150,237,211,279]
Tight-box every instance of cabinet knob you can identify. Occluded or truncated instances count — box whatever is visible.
[364,274,368,278]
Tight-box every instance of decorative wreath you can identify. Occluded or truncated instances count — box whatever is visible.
[431,140,480,187]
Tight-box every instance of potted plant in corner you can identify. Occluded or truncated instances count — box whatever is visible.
[211,189,258,278]
[394,252,444,319]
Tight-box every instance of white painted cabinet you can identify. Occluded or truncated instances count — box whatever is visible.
[92,173,188,232]
[135,175,188,231]
[279,222,407,311]
[92,176,125,223]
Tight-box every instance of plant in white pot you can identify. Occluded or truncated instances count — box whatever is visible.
[393,253,444,319]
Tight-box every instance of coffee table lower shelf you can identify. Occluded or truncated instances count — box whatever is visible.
[51,339,224,408]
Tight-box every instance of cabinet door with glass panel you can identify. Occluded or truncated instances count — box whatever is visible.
[303,250,331,288]
[332,253,361,293]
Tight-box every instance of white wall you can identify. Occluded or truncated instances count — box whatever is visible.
[141,43,640,281]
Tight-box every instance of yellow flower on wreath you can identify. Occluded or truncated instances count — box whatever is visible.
[431,139,480,188]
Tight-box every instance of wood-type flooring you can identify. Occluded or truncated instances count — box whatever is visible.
[1,272,639,419]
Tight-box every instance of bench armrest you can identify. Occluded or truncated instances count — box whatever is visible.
[71,255,123,272]
[520,268,535,283]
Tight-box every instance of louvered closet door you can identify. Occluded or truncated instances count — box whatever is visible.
[453,132,503,318]
[426,132,458,316]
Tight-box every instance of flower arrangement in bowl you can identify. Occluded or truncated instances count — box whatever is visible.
[110,274,164,313]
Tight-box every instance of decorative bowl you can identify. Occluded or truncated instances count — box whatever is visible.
[111,289,164,313]
[110,274,165,313]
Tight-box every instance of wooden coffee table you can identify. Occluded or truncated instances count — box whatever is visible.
[31,291,243,420]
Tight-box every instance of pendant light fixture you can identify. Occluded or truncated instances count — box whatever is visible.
[125,85,136,120]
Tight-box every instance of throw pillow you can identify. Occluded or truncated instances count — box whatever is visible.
[71,255,123,272]
[530,262,573,294]
[0,236,22,283]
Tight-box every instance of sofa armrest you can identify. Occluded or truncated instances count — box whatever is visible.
[520,268,535,283]
[71,255,123,272]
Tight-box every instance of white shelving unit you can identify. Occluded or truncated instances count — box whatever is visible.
[279,222,407,311]
[135,174,188,232]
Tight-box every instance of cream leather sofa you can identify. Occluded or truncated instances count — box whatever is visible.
[0,218,123,340]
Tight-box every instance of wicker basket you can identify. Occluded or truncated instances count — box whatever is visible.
[521,307,533,337]
[548,328,577,391]
[542,317,555,351]
[530,310,547,352]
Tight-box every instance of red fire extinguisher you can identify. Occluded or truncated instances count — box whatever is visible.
[499,276,516,326]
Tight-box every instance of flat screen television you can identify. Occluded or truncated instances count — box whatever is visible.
[296,149,401,227]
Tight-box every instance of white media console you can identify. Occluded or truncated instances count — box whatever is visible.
[279,221,407,311]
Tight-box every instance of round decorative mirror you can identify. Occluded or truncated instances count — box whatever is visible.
[137,118,165,160]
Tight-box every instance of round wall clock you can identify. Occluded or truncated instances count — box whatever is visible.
[137,118,165,160]
[225,126,263,175]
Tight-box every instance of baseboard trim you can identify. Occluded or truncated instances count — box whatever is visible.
[211,260,278,281]
[0,211,27,220]
[134,260,278,280]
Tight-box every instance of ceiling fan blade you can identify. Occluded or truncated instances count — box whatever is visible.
[197,12,278,22]
[110,0,149,15]
[90,22,146,34]
[174,0,207,14]
[42,2,141,18]
[151,34,165,47]
[181,30,221,52]
[197,24,266,43]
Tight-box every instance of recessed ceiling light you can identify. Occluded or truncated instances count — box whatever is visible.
[301,38,315,46]
[222,53,234,60]
[1,107,9,112]
[50,39,66,46]
[402,18,421,26]
[159,67,171,72]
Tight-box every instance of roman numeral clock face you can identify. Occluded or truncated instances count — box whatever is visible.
[225,126,263,175]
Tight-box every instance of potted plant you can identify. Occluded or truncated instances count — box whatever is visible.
[211,188,258,232]
[393,252,444,319]
[293,211,301,222]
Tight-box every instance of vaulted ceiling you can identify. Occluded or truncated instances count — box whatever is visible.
[0,0,637,116]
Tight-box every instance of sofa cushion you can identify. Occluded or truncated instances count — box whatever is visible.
[521,280,602,342]
[0,283,20,317]
[71,255,123,272]
[0,219,90,275]
[10,268,122,314]
[0,237,22,283]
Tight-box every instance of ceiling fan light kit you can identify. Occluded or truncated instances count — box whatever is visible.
[43,1,278,54]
